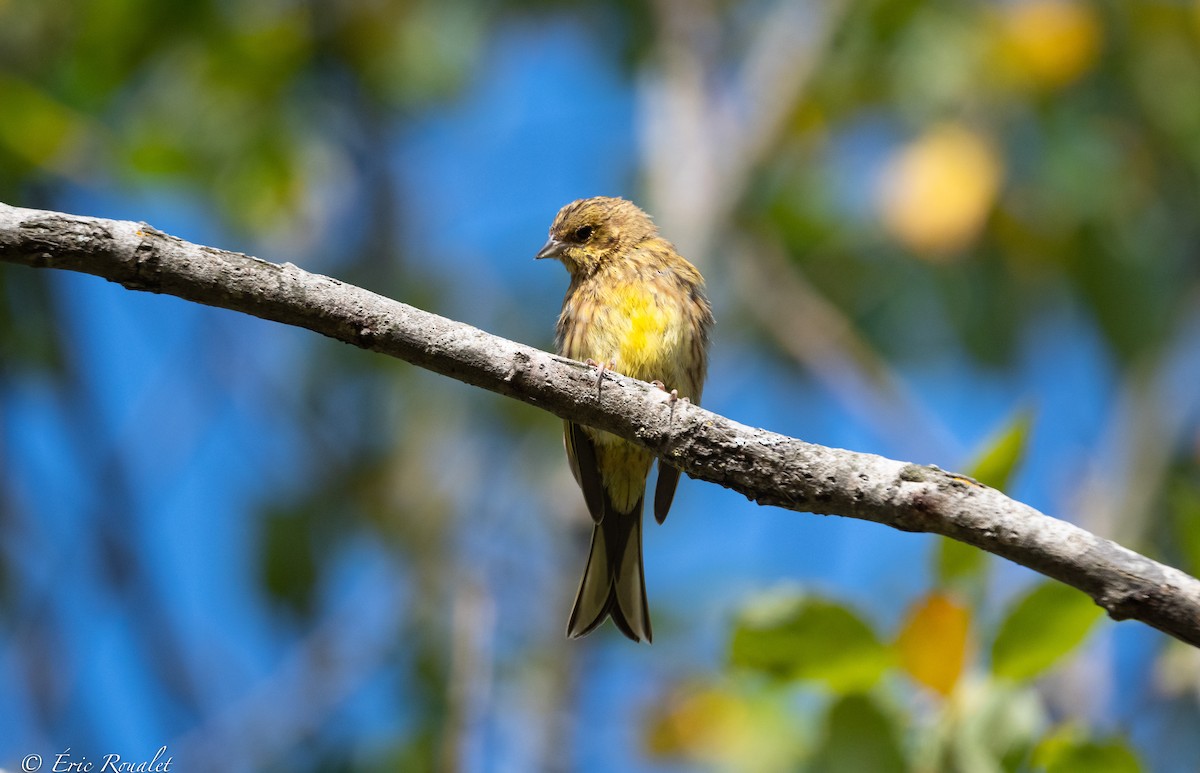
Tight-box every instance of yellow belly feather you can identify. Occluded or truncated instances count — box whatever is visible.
[562,282,690,512]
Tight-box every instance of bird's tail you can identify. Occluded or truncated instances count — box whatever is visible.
[566,497,652,643]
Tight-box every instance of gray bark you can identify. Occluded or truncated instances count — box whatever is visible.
[3,201,1199,648]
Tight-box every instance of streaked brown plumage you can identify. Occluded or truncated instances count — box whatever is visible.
[536,196,713,643]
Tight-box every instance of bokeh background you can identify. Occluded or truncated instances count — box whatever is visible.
[3,0,1200,770]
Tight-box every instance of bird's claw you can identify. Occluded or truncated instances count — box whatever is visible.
[651,380,680,403]
[585,359,611,398]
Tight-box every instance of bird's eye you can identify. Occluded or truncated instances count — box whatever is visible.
[573,225,594,241]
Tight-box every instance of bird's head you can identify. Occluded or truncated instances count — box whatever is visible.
[535,197,658,275]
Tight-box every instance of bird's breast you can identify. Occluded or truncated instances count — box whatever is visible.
[560,280,687,386]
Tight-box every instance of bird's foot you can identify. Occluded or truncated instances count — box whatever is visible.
[585,359,611,399]
[651,380,681,404]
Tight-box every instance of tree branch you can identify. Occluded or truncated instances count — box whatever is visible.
[3,201,1199,648]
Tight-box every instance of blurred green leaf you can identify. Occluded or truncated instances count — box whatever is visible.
[1166,475,1200,575]
[935,409,1032,585]
[730,591,891,691]
[991,581,1103,680]
[1034,727,1142,773]
[967,408,1034,491]
[0,268,65,374]
[260,508,318,615]
[808,694,907,773]
[0,72,88,167]
[936,536,988,586]
[924,680,1044,773]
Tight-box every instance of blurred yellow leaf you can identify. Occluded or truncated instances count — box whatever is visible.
[877,124,1002,259]
[643,682,800,772]
[644,684,750,760]
[994,0,1102,90]
[896,592,971,696]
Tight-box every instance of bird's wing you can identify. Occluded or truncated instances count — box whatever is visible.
[653,307,708,525]
[564,421,605,523]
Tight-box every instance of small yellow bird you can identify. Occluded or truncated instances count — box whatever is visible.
[536,196,713,642]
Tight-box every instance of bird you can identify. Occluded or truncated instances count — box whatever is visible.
[535,196,713,643]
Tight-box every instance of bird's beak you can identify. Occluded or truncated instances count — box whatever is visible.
[535,238,565,260]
